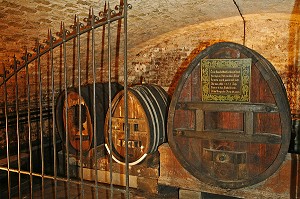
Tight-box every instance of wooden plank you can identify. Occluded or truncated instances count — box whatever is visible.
[0,153,29,166]
[173,130,281,144]
[112,117,146,123]
[176,102,278,113]
[82,168,138,188]
[179,189,202,199]
[245,111,254,135]
[195,109,204,131]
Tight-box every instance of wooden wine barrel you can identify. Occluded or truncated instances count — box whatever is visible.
[167,42,291,189]
[55,82,123,155]
[104,84,170,165]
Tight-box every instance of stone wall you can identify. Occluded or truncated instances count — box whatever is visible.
[127,13,300,112]
[0,1,300,197]
[1,1,300,110]
[0,0,300,157]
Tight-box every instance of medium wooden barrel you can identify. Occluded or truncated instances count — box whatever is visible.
[55,82,123,155]
[167,42,291,189]
[104,84,169,165]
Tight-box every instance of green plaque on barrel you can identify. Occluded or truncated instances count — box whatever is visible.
[201,59,251,102]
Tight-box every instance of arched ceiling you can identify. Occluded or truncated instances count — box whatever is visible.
[127,0,296,48]
[0,0,298,66]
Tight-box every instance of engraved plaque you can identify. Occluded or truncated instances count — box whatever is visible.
[201,59,251,102]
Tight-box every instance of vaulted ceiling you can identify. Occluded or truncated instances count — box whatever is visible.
[0,0,298,66]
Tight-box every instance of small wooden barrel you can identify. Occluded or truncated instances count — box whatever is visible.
[104,84,169,165]
[55,82,123,155]
[167,42,291,189]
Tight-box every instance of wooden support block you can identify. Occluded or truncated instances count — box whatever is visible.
[82,168,138,188]
[137,177,158,194]
[58,149,160,193]
[179,189,201,199]
[158,143,292,199]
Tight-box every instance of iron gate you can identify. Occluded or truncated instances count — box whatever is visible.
[0,0,132,198]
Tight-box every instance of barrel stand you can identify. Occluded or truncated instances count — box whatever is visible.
[158,143,293,199]
[58,145,162,194]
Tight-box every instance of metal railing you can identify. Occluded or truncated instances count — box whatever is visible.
[0,0,131,198]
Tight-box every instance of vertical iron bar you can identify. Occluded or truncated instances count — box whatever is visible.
[37,42,45,199]
[3,66,11,199]
[72,16,77,87]
[91,8,99,199]
[77,15,85,199]
[85,11,91,85]
[50,29,58,199]
[114,0,123,80]
[13,56,21,199]
[100,2,107,82]
[123,0,129,198]
[107,3,114,199]
[62,23,71,199]
[25,50,33,199]
[59,22,63,93]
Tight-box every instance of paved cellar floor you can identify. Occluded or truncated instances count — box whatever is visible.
[7,178,179,199]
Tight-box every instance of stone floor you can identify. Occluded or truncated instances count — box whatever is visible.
[5,177,179,199]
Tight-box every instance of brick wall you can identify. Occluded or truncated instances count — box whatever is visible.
[0,1,299,197]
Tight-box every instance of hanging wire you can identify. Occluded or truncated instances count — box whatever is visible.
[233,0,246,45]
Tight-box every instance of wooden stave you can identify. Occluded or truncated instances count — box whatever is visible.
[134,84,170,147]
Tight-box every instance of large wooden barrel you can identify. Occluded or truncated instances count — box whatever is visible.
[55,82,123,155]
[167,42,291,189]
[104,84,170,165]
